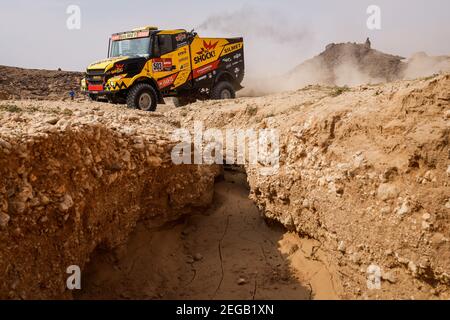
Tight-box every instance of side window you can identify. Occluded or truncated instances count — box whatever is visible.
[174,32,188,48]
[157,34,175,56]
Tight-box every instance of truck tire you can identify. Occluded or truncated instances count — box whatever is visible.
[127,83,158,111]
[107,95,120,104]
[211,81,236,100]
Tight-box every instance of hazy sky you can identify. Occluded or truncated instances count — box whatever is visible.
[1,0,449,76]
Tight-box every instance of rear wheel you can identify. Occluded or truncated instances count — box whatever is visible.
[126,83,158,111]
[210,81,236,100]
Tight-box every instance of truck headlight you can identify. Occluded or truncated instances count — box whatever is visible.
[109,75,125,88]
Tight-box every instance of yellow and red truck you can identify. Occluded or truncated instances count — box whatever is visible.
[81,26,245,111]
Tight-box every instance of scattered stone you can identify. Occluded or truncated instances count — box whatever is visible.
[430,233,447,245]
[396,200,411,215]
[287,243,299,255]
[0,138,12,149]
[147,156,162,166]
[381,167,398,182]
[338,241,346,253]
[396,254,409,265]
[380,206,391,215]
[302,199,310,209]
[422,213,431,221]
[17,182,33,203]
[237,278,247,285]
[408,261,417,275]
[59,194,74,212]
[46,117,59,125]
[186,256,195,264]
[1,198,8,212]
[381,271,397,283]
[108,162,123,172]
[445,199,450,209]
[423,170,436,182]
[350,252,362,264]
[113,245,128,262]
[0,212,10,227]
[377,183,399,201]
[40,195,50,205]
[193,253,203,261]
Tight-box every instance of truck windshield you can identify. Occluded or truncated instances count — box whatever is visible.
[110,37,151,58]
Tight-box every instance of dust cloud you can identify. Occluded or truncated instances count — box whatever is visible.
[403,52,450,80]
[196,5,311,87]
[197,5,450,96]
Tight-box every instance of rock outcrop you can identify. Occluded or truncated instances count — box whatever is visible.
[170,73,450,299]
[0,102,220,299]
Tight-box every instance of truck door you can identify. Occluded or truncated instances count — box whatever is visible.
[172,32,191,89]
[151,32,191,90]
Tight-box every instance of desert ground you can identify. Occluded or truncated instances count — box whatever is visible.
[0,42,449,300]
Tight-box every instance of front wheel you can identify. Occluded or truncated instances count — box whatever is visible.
[126,83,158,111]
[210,81,236,100]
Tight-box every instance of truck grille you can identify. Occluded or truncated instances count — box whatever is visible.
[86,69,105,85]
[86,69,105,76]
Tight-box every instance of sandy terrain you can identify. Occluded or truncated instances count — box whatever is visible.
[77,171,340,300]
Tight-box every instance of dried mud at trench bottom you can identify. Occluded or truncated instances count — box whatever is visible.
[76,171,340,300]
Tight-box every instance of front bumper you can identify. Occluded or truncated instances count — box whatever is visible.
[81,74,127,95]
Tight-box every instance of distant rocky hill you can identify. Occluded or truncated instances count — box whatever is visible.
[287,40,450,87]
[0,65,83,101]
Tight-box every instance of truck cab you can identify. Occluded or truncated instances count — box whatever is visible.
[81,26,245,111]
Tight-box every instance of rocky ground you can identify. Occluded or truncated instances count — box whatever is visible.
[0,101,220,299]
[0,72,449,300]
[168,73,450,299]
[0,65,83,101]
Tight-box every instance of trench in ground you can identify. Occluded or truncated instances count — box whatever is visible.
[75,170,340,300]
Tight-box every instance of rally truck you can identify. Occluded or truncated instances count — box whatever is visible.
[81,26,245,111]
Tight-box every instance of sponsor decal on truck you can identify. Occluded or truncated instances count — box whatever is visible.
[194,40,219,64]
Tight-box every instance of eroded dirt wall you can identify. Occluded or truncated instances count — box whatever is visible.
[0,104,220,299]
[169,74,450,299]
